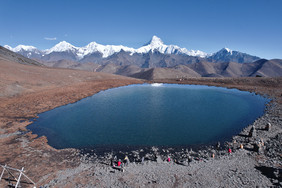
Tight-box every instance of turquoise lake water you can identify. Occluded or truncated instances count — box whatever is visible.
[27,84,269,150]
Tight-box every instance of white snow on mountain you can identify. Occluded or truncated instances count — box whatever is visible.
[4,45,41,58]
[44,41,77,54]
[5,44,38,52]
[187,50,209,57]
[4,45,13,51]
[209,48,234,57]
[223,47,233,55]
[136,36,208,58]
[76,42,136,59]
[4,36,209,59]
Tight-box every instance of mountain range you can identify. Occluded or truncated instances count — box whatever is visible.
[3,36,281,79]
[5,36,260,66]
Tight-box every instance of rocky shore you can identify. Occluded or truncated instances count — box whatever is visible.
[0,77,281,187]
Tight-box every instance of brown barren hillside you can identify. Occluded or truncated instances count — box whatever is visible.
[0,46,42,66]
[0,57,141,98]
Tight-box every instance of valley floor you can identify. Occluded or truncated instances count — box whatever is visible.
[0,76,281,187]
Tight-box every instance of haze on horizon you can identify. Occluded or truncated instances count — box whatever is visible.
[1,0,282,59]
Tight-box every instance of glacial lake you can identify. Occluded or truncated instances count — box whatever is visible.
[28,84,269,151]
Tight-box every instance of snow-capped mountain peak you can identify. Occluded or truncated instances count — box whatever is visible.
[85,42,99,49]
[137,36,175,54]
[4,45,13,51]
[76,42,136,58]
[45,41,76,54]
[224,47,232,53]
[15,45,38,52]
[209,48,234,57]
[4,44,37,52]
[3,44,40,58]
[207,47,260,63]
[147,35,164,46]
[136,36,208,58]
[217,47,233,55]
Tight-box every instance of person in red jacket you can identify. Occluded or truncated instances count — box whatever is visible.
[167,156,171,162]
[117,160,122,166]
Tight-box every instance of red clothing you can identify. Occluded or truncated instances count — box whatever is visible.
[117,161,121,166]
[228,148,232,153]
[168,157,171,162]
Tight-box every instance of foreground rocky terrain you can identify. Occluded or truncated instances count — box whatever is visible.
[0,49,281,187]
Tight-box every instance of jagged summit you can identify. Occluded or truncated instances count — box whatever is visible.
[218,47,233,54]
[223,47,232,53]
[136,36,207,57]
[145,35,164,46]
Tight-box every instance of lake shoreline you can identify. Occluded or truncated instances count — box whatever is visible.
[0,77,281,187]
[28,83,268,152]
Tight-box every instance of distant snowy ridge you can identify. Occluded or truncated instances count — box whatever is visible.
[4,36,208,59]
[4,44,37,52]
[135,36,208,58]
[4,44,41,58]
[5,36,260,64]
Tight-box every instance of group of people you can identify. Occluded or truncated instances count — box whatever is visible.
[110,123,272,172]
[111,155,130,172]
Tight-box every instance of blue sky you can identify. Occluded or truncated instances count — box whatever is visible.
[1,0,282,59]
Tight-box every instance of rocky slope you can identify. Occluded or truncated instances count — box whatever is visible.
[0,46,43,66]
[36,58,282,79]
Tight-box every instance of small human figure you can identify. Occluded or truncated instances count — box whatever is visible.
[228,148,232,154]
[216,142,221,150]
[240,144,244,149]
[124,155,130,166]
[260,138,264,146]
[188,156,192,163]
[265,123,271,131]
[252,126,256,137]
[249,125,256,137]
[253,143,260,153]
[212,153,215,158]
[167,156,171,162]
[117,160,121,167]
[141,157,144,165]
